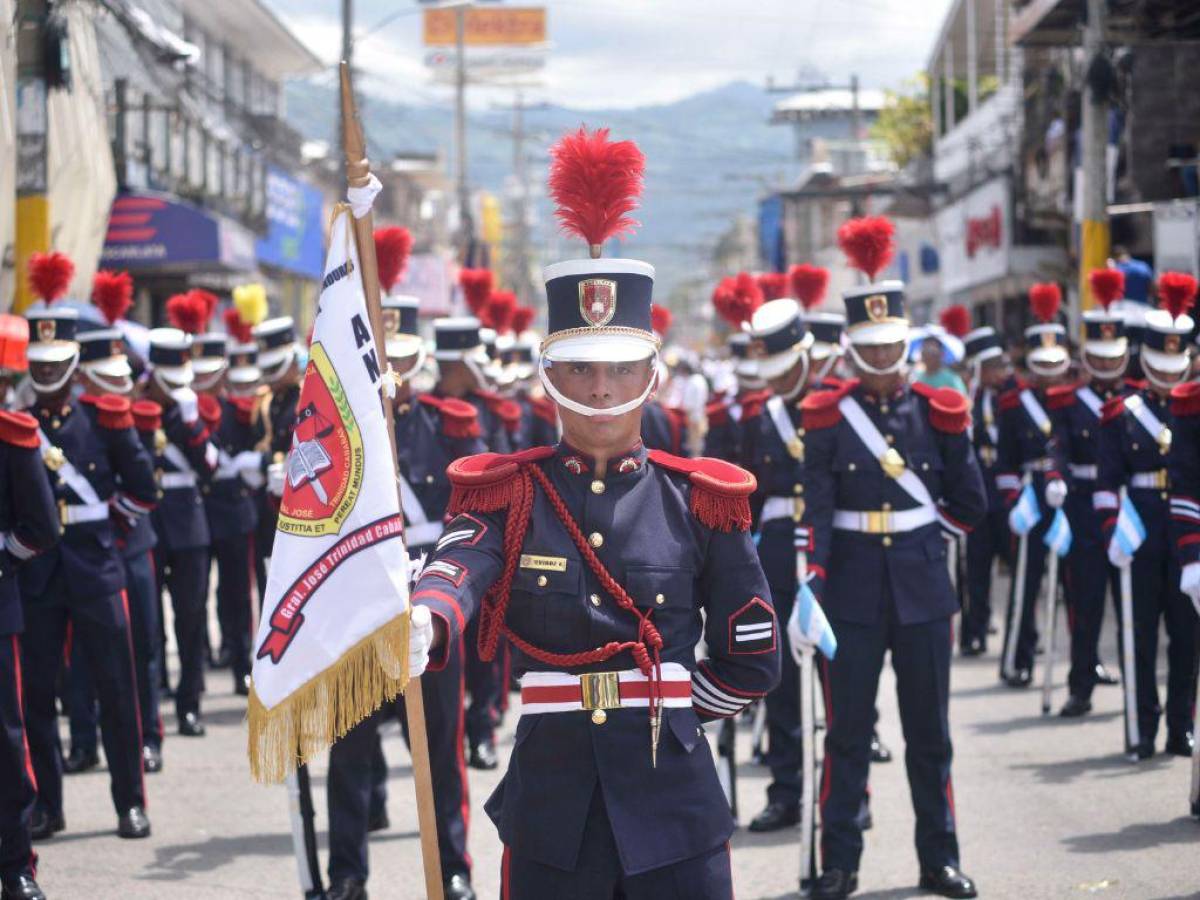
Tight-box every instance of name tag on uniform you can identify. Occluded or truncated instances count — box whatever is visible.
[520,554,567,572]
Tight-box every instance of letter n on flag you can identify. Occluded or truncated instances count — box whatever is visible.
[248,205,411,783]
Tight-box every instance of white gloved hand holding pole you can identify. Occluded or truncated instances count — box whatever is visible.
[172,387,199,425]
[408,605,434,678]
[1045,478,1067,509]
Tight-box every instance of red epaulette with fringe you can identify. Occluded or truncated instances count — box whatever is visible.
[647,449,755,532]
[1171,381,1200,417]
[131,400,162,433]
[82,394,133,430]
[1044,383,1078,411]
[912,382,971,433]
[1100,395,1126,426]
[419,395,481,440]
[739,389,772,420]
[705,399,731,427]
[997,388,1021,412]
[0,410,38,449]
[198,393,222,430]
[229,395,257,426]
[530,396,557,427]
[800,379,858,430]
[475,390,523,434]
[446,446,556,515]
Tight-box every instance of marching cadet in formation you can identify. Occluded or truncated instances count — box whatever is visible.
[1097,274,1198,760]
[995,284,1072,688]
[0,326,60,900]
[410,126,779,898]
[639,305,689,456]
[21,268,157,841]
[799,217,985,899]
[498,312,558,452]
[703,332,767,465]
[323,232,481,900]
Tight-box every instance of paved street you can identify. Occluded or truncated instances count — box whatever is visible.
[33,593,1200,900]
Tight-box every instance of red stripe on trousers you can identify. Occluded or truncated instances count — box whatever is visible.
[456,636,472,870]
[501,845,511,900]
[819,657,834,869]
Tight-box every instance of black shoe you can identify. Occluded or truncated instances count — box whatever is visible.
[444,874,475,900]
[813,868,858,900]
[960,637,985,657]
[1129,741,1155,761]
[117,806,151,839]
[747,801,799,832]
[234,674,251,697]
[367,809,389,833]
[326,878,367,900]
[1094,663,1119,686]
[1004,669,1032,688]
[29,809,64,841]
[142,744,163,773]
[63,746,99,774]
[918,865,977,898]
[1165,731,1195,757]
[1,873,46,900]
[870,731,892,763]
[1059,696,1092,718]
[468,741,497,770]
[178,711,206,737]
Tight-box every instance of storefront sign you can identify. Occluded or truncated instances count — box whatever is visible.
[935,177,1011,294]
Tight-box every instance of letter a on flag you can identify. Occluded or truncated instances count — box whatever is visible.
[248,206,411,783]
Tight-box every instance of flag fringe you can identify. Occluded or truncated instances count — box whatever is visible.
[247,610,411,784]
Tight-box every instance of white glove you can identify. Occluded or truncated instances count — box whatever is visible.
[347,172,382,219]
[234,450,265,489]
[786,594,817,665]
[1180,562,1200,617]
[172,387,199,424]
[1045,478,1067,509]
[267,462,286,497]
[408,605,434,678]
[1107,536,1132,570]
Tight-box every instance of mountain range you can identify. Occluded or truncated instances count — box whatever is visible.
[283,79,801,299]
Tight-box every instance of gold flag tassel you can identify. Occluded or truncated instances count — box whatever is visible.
[247,610,410,784]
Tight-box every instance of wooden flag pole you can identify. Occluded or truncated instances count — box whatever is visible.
[340,61,445,900]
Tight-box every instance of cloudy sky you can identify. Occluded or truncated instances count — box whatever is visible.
[265,0,956,109]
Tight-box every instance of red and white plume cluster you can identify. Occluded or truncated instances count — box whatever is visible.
[166,290,213,335]
[837,217,895,281]
[1088,268,1125,311]
[939,304,971,338]
[1028,283,1062,324]
[1158,271,1199,321]
[92,270,133,325]
[756,272,788,302]
[511,306,536,335]
[481,290,518,333]
[27,252,75,304]
[548,126,645,256]
[712,272,764,329]
[459,268,494,316]
[374,226,413,294]
[788,264,828,310]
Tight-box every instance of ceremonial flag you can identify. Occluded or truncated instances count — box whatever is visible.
[248,206,412,783]
[1008,483,1042,536]
[1043,508,1073,557]
[1110,491,1147,563]
[795,583,837,660]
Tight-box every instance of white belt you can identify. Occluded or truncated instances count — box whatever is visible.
[1130,470,1168,489]
[1022,458,1056,473]
[405,521,445,549]
[1069,464,1098,481]
[61,502,110,525]
[160,471,197,489]
[518,663,693,715]
[761,496,799,524]
[833,506,937,534]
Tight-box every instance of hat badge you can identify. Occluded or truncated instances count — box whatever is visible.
[110,339,123,357]
[381,308,399,336]
[864,294,888,323]
[578,278,617,328]
[1040,331,1056,349]
[1165,334,1181,353]
[37,319,56,342]
[1100,323,1116,341]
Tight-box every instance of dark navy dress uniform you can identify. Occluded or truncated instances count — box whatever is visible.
[412,442,779,897]
[20,394,156,824]
[800,379,986,876]
[703,388,766,464]
[151,399,218,723]
[326,395,485,890]
[1097,385,1198,747]
[201,394,263,689]
[0,411,60,894]
[640,401,688,456]
[255,382,300,598]
[511,394,558,452]
[1050,381,1124,702]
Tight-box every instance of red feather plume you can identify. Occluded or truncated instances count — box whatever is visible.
[837,217,895,280]
[459,269,494,315]
[939,304,970,338]
[1088,268,1125,310]
[712,277,735,327]
[1158,271,1199,320]
[166,292,208,335]
[788,264,828,310]
[651,304,673,336]
[1029,283,1062,324]
[511,306,536,335]
[548,126,645,250]
[482,291,517,333]
[723,272,764,328]
[92,269,133,325]
[27,252,75,303]
[374,226,412,293]
[223,308,253,345]
[757,272,788,301]
[189,289,218,326]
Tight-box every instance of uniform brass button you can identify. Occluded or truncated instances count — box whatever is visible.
[882,502,891,511]
[588,532,604,548]
[655,593,666,605]
[798,428,805,436]
[848,463,857,471]
[882,536,893,547]
[1161,491,1169,500]
[591,480,605,494]
[51,418,60,429]
[537,575,548,587]
[764,454,773,463]
[589,593,601,607]
[87,462,96,471]
[425,475,435,483]
[793,484,803,494]
[1082,429,1090,438]
[885,434,894,444]
[922,463,930,471]
[591,709,607,725]
[880,404,890,414]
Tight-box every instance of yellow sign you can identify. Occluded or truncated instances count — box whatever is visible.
[423,7,546,46]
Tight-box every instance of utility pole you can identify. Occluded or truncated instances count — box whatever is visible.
[454,5,473,253]
[499,90,541,303]
[1079,0,1109,313]
[14,0,50,313]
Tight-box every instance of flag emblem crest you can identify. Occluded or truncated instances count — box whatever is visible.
[578,278,617,327]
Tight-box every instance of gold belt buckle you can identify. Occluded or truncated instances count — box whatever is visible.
[58,499,68,527]
[864,510,892,534]
[1155,469,1168,488]
[579,672,621,711]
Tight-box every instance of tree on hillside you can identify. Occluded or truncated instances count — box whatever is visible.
[872,74,934,169]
